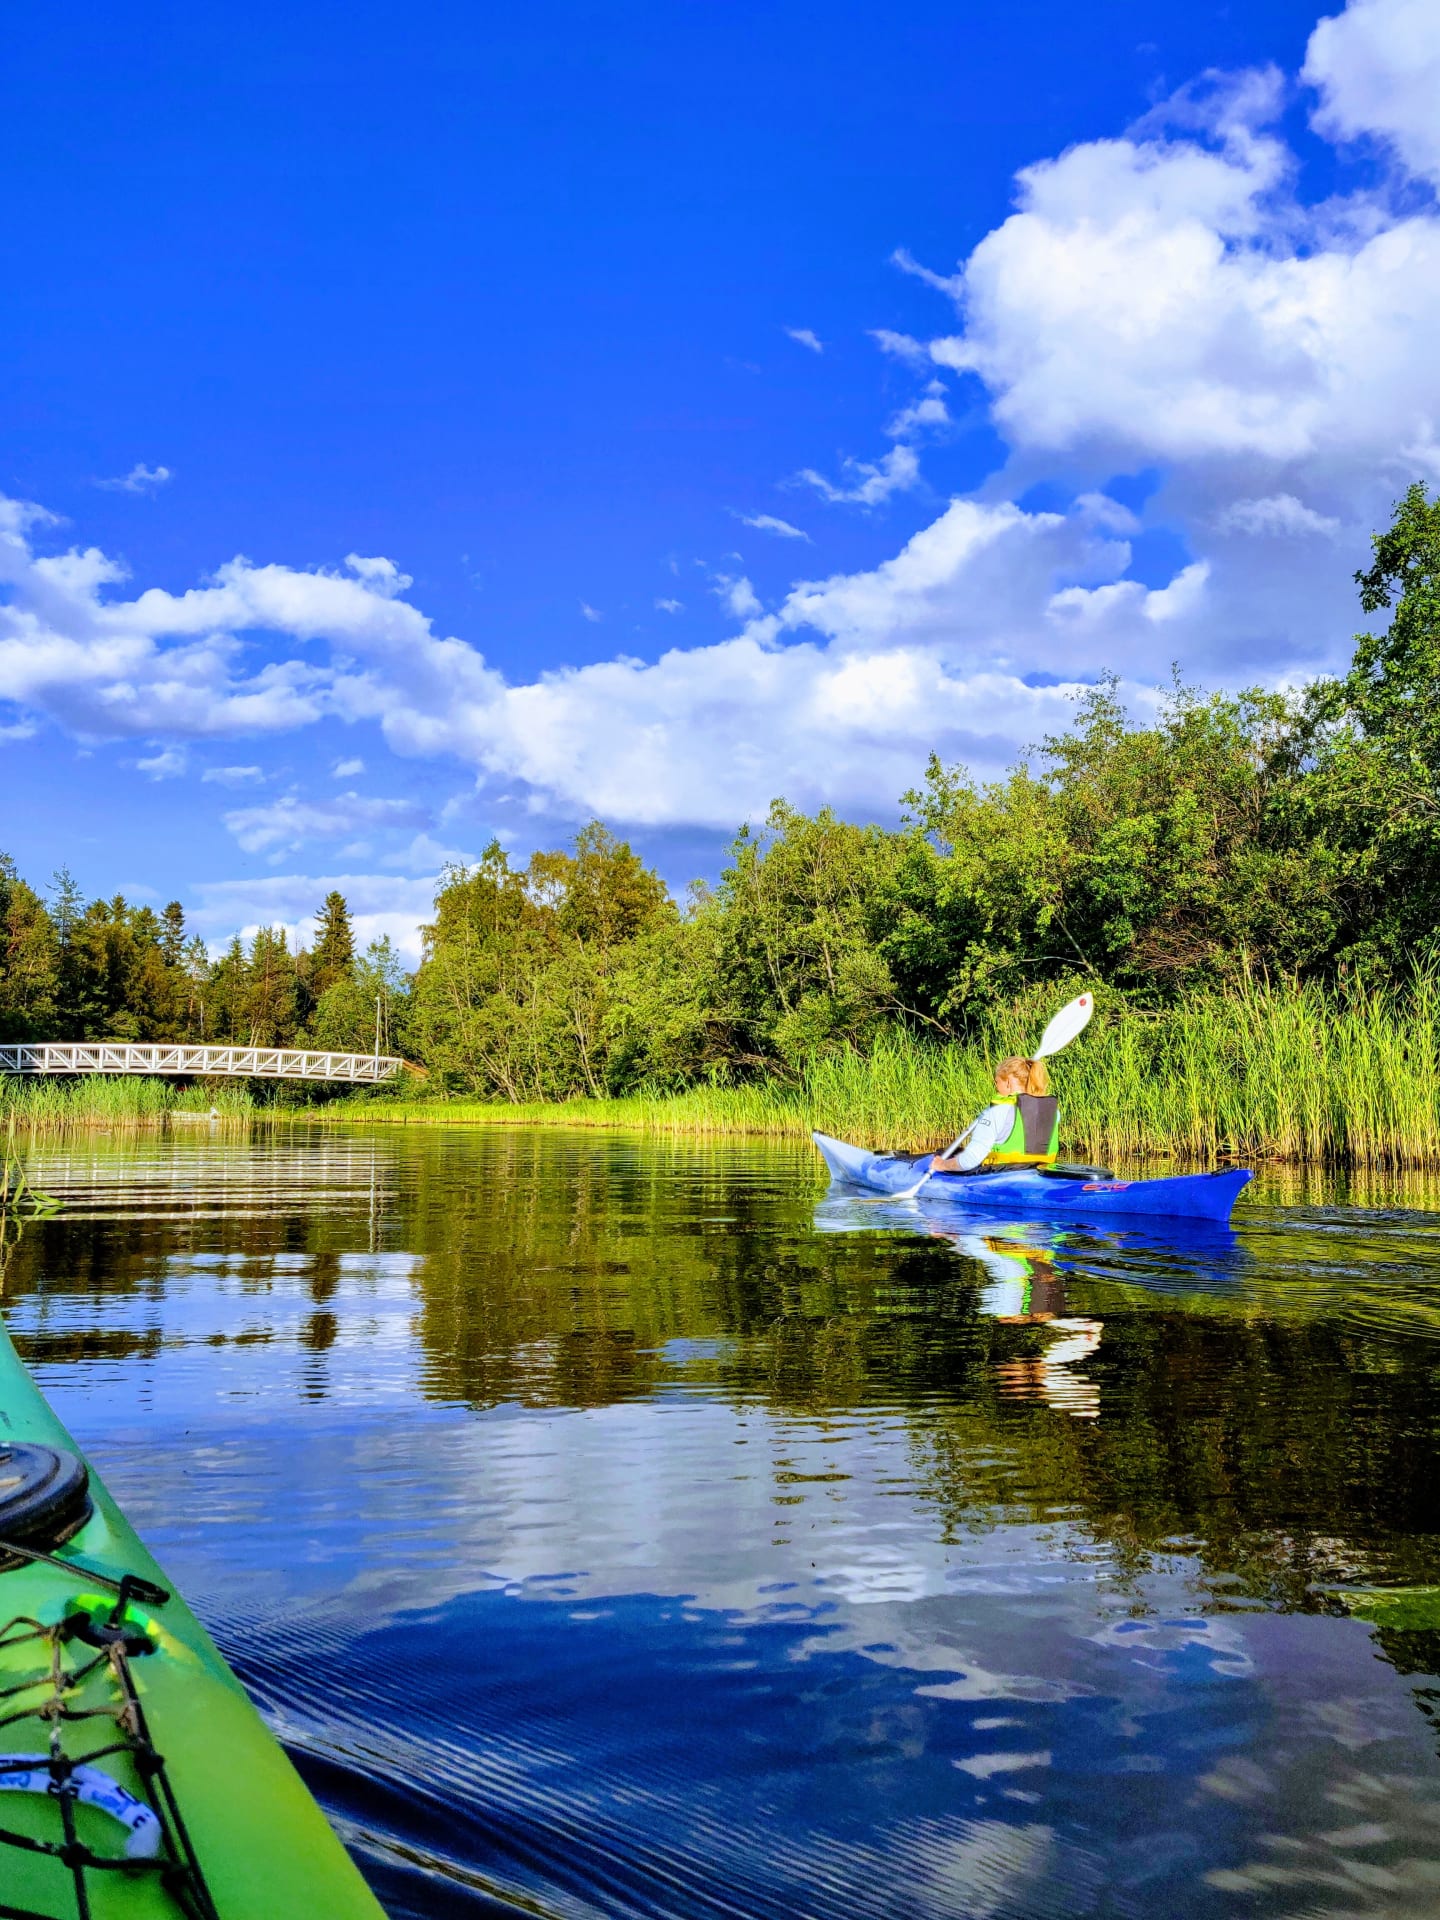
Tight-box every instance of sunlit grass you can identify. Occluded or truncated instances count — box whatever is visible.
[12,975,1439,1166]
[320,974,1440,1168]
[0,1076,255,1134]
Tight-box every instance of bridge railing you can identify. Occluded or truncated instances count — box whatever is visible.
[0,1044,405,1083]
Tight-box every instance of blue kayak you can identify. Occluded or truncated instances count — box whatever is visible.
[813,1132,1252,1224]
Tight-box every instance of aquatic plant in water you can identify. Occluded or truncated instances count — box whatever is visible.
[0,1116,60,1217]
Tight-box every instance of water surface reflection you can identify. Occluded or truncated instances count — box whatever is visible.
[5,1128,1440,1915]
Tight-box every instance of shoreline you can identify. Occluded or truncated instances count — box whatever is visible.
[9,970,1440,1168]
[10,1090,1440,1176]
[299,1093,1329,1167]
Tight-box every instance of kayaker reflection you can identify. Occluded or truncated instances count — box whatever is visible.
[931,1054,1060,1174]
[930,1219,1104,1421]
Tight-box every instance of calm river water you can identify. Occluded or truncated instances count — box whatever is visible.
[7,1125,1440,1917]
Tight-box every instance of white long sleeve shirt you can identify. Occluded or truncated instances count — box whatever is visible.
[950,1101,1016,1172]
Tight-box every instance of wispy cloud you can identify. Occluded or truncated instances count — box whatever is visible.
[580,603,604,623]
[332,755,365,777]
[201,764,266,786]
[785,327,824,354]
[869,328,931,368]
[97,463,172,495]
[886,383,951,438]
[136,747,186,779]
[712,575,763,620]
[655,597,684,613]
[890,247,962,298]
[797,444,920,506]
[736,512,810,541]
[1216,494,1341,538]
[223,791,429,855]
[379,831,470,872]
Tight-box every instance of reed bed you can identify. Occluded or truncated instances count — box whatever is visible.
[0,1076,255,1134]
[321,975,1440,1169]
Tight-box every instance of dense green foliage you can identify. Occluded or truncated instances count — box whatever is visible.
[330,971,1440,1168]
[402,487,1440,1101]
[7,488,1440,1141]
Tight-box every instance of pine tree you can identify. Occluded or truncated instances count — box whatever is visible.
[207,936,248,1042]
[49,868,87,1037]
[48,868,83,945]
[160,902,186,967]
[311,892,355,996]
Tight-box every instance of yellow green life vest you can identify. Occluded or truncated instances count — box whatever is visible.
[987,1094,1060,1166]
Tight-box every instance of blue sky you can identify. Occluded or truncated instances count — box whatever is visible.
[4,0,1436,957]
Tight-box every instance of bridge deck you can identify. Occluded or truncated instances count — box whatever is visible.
[0,1044,403,1083]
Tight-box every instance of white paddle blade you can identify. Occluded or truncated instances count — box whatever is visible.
[1034,993,1094,1059]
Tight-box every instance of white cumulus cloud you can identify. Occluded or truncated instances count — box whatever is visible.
[1047,561,1211,627]
[8,2,1440,843]
[1305,0,1440,188]
[0,472,1359,839]
[908,50,1440,490]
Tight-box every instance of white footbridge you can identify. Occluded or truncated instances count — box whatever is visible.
[0,1044,404,1084]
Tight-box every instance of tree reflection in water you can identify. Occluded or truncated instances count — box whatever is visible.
[3,1127,1440,1916]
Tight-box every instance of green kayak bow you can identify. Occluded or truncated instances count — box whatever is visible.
[0,1311,387,1920]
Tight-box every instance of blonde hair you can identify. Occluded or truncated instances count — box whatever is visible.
[995,1055,1050,1097]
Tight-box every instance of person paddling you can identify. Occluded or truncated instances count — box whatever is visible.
[931,1056,1060,1175]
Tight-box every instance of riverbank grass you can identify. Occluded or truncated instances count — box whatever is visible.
[321,976,1440,1169]
[0,1077,255,1133]
[7,976,1439,1166]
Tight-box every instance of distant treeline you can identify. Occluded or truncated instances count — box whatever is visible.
[6,484,1440,1100]
[0,874,407,1059]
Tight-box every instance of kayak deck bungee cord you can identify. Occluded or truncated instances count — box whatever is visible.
[813,1132,1252,1224]
[0,1314,386,1920]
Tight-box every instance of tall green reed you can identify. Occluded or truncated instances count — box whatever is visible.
[0,1076,255,1135]
[1053,973,1440,1168]
[321,973,1440,1169]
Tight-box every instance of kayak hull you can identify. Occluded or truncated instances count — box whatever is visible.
[813,1132,1251,1224]
[0,1314,386,1918]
